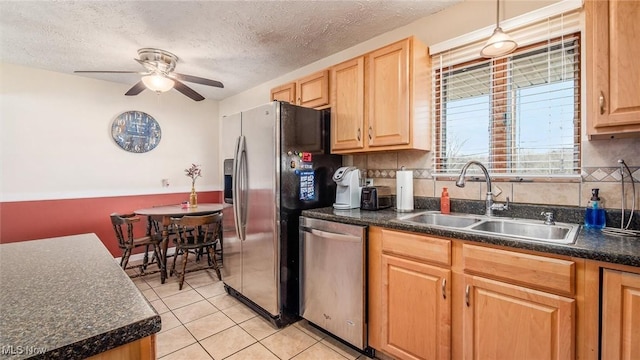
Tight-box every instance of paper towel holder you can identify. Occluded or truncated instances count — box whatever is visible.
[395,166,414,212]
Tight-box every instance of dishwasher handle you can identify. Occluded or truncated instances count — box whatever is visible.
[300,225,362,243]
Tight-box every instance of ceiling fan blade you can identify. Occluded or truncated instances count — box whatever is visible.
[124,81,146,96]
[171,73,224,88]
[173,80,205,101]
[74,70,145,74]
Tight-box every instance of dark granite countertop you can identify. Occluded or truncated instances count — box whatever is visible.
[302,207,640,267]
[0,234,161,359]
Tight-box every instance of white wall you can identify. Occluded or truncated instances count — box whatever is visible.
[0,63,220,201]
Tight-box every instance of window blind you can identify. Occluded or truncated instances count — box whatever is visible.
[431,10,581,178]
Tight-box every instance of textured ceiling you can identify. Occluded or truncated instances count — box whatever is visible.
[0,0,460,101]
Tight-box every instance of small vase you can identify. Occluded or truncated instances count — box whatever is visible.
[189,186,198,208]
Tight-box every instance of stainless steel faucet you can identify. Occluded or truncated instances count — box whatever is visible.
[541,211,556,225]
[456,160,509,216]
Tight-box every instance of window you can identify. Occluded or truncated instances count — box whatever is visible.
[431,10,581,178]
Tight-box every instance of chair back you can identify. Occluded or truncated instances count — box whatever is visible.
[171,213,222,247]
[110,213,140,250]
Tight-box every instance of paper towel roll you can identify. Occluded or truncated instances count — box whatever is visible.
[396,170,414,212]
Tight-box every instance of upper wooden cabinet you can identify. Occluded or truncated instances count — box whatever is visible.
[331,57,365,151]
[270,82,295,103]
[586,0,640,139]
[270,70,329,109]
[296,70,329,108]
[330,36,431,154]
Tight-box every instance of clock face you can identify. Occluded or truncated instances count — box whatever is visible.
[111,111,161,153]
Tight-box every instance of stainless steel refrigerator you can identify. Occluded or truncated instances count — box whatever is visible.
[221,101,341,327]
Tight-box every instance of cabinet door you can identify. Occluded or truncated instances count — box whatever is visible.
[381,254,451,360]
[602,269,640,360]
[296,70,329,108]
[463,275,575,360]
[367,38,410,147]
[270,82,296,103]
[587,0,640,137]
[330,57,365,152]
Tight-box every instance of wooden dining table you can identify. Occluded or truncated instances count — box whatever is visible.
[134,203,227,283]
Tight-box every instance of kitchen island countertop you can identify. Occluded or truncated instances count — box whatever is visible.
[302,207,640,267]
[0,233,161,359]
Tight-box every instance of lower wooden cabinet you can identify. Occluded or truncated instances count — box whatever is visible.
[369,227,581,360]
[380,254,450,360]
[86,335,155,360]
[462,274,575,360]
[601,269,640,359]
[369,228,451,359]
[369,226,640,360]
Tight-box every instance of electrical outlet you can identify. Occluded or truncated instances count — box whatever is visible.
[365,178,374,186]
[162,179,170,187]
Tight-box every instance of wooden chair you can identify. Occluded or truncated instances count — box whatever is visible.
[170,213,223,290]
[110,213,163,275]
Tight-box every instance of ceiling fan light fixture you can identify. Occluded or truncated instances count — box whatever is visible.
[481,0,517,58]
[141,74,174,92]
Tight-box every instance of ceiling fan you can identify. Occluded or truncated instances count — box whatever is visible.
[74,48,223,101]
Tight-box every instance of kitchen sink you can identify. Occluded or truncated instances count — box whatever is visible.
[468,219,579,244]
[397,212,483,228]
[394,211,580,245]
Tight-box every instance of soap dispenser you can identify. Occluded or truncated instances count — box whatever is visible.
[440,187,451,214]
[585,188,606,229]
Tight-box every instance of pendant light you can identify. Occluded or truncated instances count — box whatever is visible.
[481,0,517,58]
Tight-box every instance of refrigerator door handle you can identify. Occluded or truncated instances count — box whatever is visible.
[232,135,244,240]
[239,136,249,241]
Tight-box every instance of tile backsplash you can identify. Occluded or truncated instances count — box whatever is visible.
[344,137,640,210]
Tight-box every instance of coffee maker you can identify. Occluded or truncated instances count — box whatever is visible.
[332,167,361,209]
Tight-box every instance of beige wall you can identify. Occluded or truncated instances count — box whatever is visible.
[348,145,640,210]
[219,0,640,210]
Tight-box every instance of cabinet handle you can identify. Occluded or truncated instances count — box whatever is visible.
[599,91,605,115]
[368,126,373,140]
[465,285,471,307]
[441,278,447,299]
[357,128,361,141]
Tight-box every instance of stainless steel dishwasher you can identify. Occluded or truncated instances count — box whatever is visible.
[299,216,368,352]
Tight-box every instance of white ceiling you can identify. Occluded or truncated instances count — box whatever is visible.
[0,0,461,101]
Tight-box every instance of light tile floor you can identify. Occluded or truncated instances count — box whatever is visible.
[129,258,374,360]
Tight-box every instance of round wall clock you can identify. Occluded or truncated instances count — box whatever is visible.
[111,111,161,153]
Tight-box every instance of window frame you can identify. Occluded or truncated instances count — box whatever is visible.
[433,32,582,180]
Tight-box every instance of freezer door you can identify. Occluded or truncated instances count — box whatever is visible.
[280,103,341,212]
[240,102,279,316]
[221,113,242,292]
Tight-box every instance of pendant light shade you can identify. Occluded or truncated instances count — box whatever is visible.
[481,0,517,58]
[481,27,518,57]
[141,74,175,92]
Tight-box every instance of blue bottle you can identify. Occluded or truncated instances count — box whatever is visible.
[584,188,606,229]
